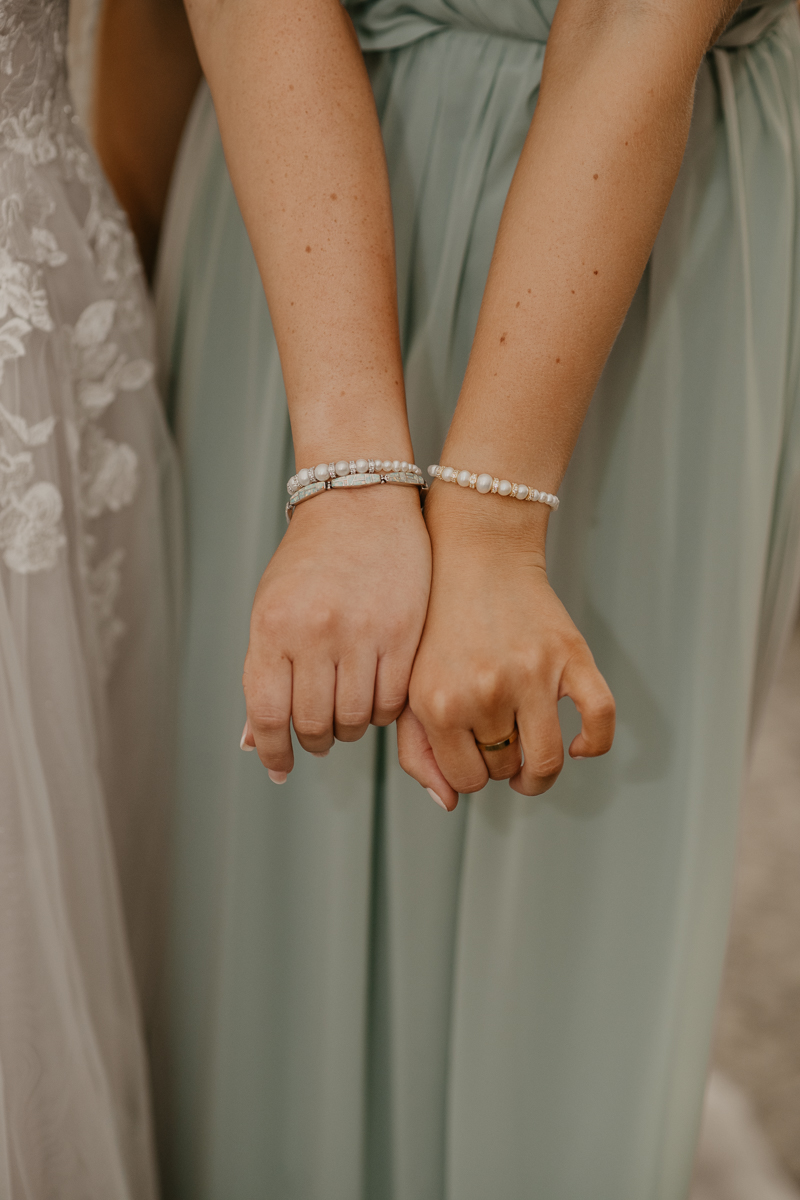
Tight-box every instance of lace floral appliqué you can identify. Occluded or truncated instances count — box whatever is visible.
[0,0,157,667]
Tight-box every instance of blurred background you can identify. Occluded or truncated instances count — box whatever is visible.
[67,5,800,1195]
[691,614,800,1199]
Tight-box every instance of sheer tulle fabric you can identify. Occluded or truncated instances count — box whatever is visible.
[0,1,181,1195]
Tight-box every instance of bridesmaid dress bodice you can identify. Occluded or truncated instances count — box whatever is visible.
[347,0,794,51]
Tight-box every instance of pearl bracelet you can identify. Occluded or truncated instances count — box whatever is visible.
[286,457,426,521]
[427,464,559,509]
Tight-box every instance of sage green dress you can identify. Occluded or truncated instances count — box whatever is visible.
[155,3,800,1197]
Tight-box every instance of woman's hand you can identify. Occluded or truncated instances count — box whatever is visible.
[397,486,615,810]
[242,485,431,780]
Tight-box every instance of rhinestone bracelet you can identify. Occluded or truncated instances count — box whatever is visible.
[286,457,426,521]
[427,464,559,509]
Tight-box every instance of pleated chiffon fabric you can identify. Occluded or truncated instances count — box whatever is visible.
[154,4,800,1197]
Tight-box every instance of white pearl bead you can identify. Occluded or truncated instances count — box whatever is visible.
[476,473,493,494]
[335,460,350,477]
[392,459,401,471]
[498,479,512,496]
[314,463,330,481]
[516,485,528,500]
[356,458,368,473]
[442,467,456,482]
[531,490,539,502]
[401,461,409,472]
[457,470,471,487]
[298,468,311,485]
[428,465,439,477]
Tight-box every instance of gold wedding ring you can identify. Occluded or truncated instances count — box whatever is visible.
[475,727,519,753]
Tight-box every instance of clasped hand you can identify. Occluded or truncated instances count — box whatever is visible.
[243,481,615,803]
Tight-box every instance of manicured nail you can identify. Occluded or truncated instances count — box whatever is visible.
[427,787,448,811]
[240,722,254,751]
[268,770,288,784]
[574,755,586,760]
[312,749,330,758]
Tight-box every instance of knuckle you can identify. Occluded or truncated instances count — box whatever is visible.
[292,716,331,740]
[335,713,371,741]
[416,686,461,731]
[456,770,489,795]
[488,759,521,781]
[251,709,289,736]
[308,604,340,640]
[372,692,407,726]
[472,666,504,709]
[530,748,564,779]
[517,773,557,797]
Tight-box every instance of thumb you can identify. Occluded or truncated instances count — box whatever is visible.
[397,704,459,812]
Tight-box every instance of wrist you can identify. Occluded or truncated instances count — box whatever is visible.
[288,474,427,529]
[289,389,414,471]
[424,478,549,568]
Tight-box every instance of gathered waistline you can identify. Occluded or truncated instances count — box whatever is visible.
[715,1,794,48]
[354,1,794,56]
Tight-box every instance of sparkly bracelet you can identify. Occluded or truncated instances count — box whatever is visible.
[427,464,559,509]
[286,457,426,521]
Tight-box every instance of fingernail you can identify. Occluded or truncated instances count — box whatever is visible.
[427,787,448,811]
[312,750,330,758]
[240,722,254,751]
[574,755,586,760]
[268,770,288,785]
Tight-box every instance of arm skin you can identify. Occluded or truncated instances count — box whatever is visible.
[399,0,741,809]
[184,0,430,774]
[94,0,202,278]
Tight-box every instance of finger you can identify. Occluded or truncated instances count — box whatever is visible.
[243,653,294,779]
[510,691,564,797]
[396,704,458,811]
[292,657,336,755]
[334,651,377,742]
[424,721,489,795]
[560,649,616,758]
[474,718,523,782]
[372,650,413,727]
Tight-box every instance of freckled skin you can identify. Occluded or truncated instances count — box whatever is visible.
[180,0,742,794]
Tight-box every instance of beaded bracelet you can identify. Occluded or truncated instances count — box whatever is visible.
[286,457,426,521]
[427,464,559,509]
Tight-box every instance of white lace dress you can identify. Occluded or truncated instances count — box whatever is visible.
[0,0,181,1196]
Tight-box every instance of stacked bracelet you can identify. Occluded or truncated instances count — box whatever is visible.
[286,457,426,520]
[427,464,559,509]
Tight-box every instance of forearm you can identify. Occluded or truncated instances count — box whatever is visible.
[186,0,412,466]
[94,0,201,277]
[437,0,739,548]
